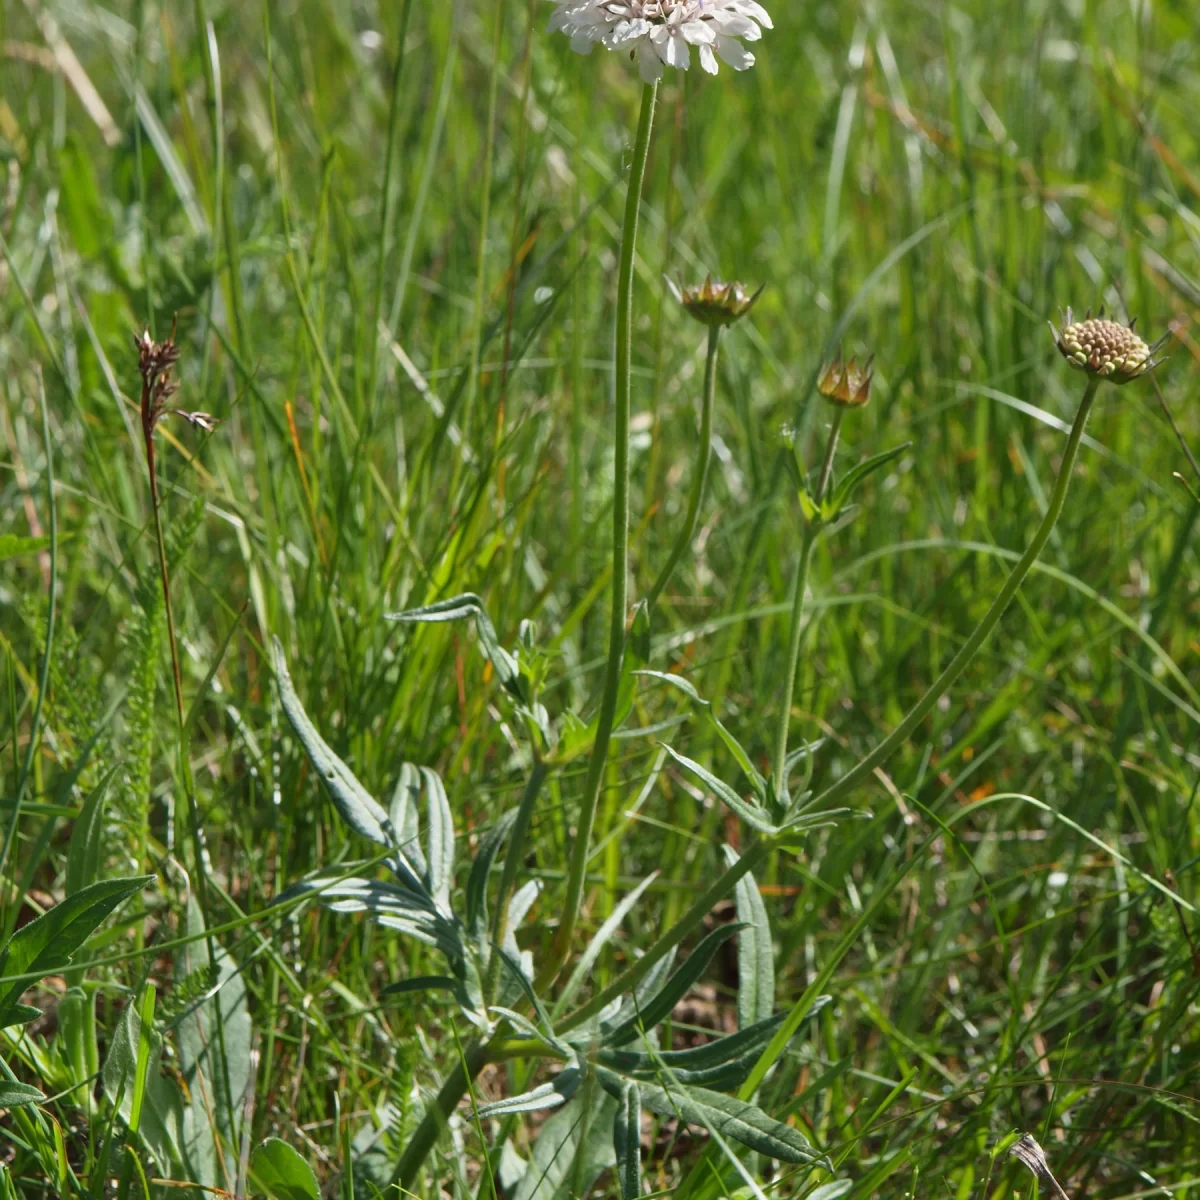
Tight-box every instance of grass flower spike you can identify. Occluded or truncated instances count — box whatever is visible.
[669,275,764,326]
[1052,307,1166,384]
[818,351,874,407]
[548,1,773,82]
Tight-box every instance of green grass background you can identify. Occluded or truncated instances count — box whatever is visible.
[2,0,1200,1194]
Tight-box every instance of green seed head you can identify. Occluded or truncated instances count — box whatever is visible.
[1052,308,1165,385]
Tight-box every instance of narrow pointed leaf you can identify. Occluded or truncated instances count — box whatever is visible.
[0,1082,44,1107]
[614,1080,641,1200]
[477,1066,582,1118]
[555,872,658,1016]
[273,638,395,849]
[638,672,766,800]
[603,923,743,1047]
[826,442,910,517]
[387,593,523,699]
[660,743,777,833]
[723,845,774,1028]
[605,1072,825,1165]
[466,809,521,941]
[389,765,427,879]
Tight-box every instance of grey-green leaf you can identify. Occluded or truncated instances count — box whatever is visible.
[466,810,520,942]
[615,1074,825,1166]
[659,744,777,834]
[723,845,774,1028]
[477,1066,582,1118]
[513,1090,618,1200]
[250,1137,321,1200]
[603,922,743,1047]
[0,1081,44,1107]
[0,876,151,1028]
[387,593,523,699]
[272,637,395,849]
[613,1079,641,1200]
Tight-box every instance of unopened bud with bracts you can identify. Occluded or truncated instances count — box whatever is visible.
[667,276,764,328]
[1051,307,1167,385]
[818,351,873,408]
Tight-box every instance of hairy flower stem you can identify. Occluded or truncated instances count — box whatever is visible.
[647,324,721,612]
[811,377,1100,810]
[550,80,658,979]
[772,409,843,798]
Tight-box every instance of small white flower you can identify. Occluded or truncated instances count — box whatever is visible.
[547,0,771,81]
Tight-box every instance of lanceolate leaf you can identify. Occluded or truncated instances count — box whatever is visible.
[387,593,523,699]
[513,1089,618,1200]
[466,809,520,941]
[825,442,911,517]
[598,1070,825,1166]
[476,1066,582,1118]
[0,876,150,1028]
[0,1081,44,1107]
[613,1080,641,1200]
[419,766,455,912]
[602,923,743,1047]
[638,671,766,801]
[554,872,658,1017]
[273,638,395,849]
[659,744,776,834]
[723,845,775,1028]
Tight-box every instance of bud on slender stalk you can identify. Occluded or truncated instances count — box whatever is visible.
[667,276,764,327]
[818,351,873,408]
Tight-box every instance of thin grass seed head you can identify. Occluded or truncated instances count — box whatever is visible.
[1051,307,1167,385]
[548,1,773,84]
[668,275,764,326]
[818,351,874,408]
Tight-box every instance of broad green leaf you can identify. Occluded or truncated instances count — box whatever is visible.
[613,1079,641,1200]
[637,672,766,801]
[0,876,150,1028]
[466,809,520,942]
[250,1138,320,1200]
[387,594,523,700]
[513,1089,618,1200]
[825,442,911,517]
[723,846,774,1028]
[603,923,743,1047]
[0,1081,44,1107]
[272,637,395,849]
[177,899,253,1192]
[0,534,50,562]
[102,1001,185,1170]
[601,1071,825,1166]
[554,871,658,1017]
[659,744,777,834]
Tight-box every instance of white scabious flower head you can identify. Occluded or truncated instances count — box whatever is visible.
[548,1,773,84]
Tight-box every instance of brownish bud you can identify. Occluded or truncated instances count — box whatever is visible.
[818,352,873,408]
[668,275,764,327]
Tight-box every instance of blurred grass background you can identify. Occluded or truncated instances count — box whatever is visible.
[2,0,1200,1194]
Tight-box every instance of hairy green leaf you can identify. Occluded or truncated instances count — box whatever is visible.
[723,845,774,1028]
[0,1081,44,1108]
[603,923,742,1047]
[466,809,520,943]
[659,743,777,833]
[613,1079,641,1200]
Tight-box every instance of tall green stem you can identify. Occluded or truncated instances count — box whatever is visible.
[550,80,658,977]
[812,378,1100,810]
[772,409,843,798]
[647,324,720,612]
